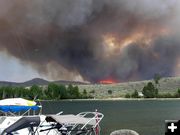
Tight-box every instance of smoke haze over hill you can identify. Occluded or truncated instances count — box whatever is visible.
[0,0,180,82]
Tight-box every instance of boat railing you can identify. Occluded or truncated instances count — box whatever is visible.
[0,110,104,135]
[37,110,104,135]
[76,111,104,129]
[66,111,104,135]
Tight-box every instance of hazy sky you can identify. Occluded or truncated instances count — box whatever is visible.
[0,52,44,82]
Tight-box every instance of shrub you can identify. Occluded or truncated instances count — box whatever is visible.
[142,82,158,98]
[90,90,95,94]
[108,90,112,94]
[131,90,139,98]
[125,93,131,98]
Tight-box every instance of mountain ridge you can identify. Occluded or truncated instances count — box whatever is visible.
[0,78,89,87]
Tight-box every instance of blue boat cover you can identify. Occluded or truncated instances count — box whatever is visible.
[0,105,40,112]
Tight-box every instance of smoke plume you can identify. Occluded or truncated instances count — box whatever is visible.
[0,0,180,82]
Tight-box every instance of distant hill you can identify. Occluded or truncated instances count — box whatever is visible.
[22,78,49,86]
[0,78,89,87]
[78,77,180,98]
[0,81,19,87]
[54,80,90,85]
[0,77,180,98]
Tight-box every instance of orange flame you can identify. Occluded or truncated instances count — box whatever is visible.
[99,79,117,84]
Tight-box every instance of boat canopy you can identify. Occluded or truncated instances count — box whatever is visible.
[0,98,36,106]
[0,98,39,113]
[0,105,40,112]
[46,114,96,125]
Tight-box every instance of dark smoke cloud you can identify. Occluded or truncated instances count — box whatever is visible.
[0,0,180,82]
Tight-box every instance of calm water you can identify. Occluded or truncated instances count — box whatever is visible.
[41,100,180,135]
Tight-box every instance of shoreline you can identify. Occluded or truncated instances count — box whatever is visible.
[38,98,180,102]
[66,98,180,101]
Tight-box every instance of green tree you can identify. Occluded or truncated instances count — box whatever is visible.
[142,82,158,98]
[72,86,80,98]
[67,84,80,99]
[59,84,67,99]
[125,93,131,98]
[46,83,61,100]
[13,87,22,98]
[45,83,54,99]
[0,84,91,100]
[174,88,180,98]
[3,86,14,98]
[21,88,31,99]
[67,84,73,98]
[108,90,112,95]
[177,88,180,96]
[90,90,95,94]
[82,89,87,98]
[154,73,161,86]
[30,85,43,99]
[83,89,87,95]
[0,87,4,99]
[131,90,139,98]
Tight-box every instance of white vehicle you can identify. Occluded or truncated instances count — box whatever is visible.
[0,98,104,135]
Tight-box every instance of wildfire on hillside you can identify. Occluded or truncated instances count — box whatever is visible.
[99,79,117,84]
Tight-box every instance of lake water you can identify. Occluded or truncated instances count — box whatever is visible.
[41,100,180,135]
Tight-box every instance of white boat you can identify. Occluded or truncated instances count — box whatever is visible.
[0,98,104,135]
[0,98,57,135]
